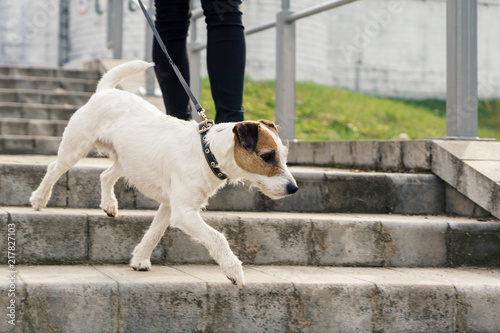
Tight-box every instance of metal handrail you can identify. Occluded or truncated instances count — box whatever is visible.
[191,8,203,20]
[287,0,358,22]
[190,0,355,51]
[192,0,356,41]
[190,19,277,52]
[246,21,277,36]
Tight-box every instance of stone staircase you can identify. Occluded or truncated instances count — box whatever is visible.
[0,63,499,332]
[0,65,99,155]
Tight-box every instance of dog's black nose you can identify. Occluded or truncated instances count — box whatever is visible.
[286,183,299,195]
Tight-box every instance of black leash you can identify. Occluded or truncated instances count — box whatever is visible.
[137,0,212,127]
[138,0,227,180]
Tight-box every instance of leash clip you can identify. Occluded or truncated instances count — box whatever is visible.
[197,106,209,122]
[197,106,215,134]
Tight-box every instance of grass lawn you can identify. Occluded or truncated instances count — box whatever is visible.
[201,78,500,141]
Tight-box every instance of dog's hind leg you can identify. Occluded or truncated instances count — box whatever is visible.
[29,161,64,210]
[30,128,95,210]
[130,203,171,271]
[100,162,122,217]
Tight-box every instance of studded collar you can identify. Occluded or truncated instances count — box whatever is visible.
[199,121,228,180]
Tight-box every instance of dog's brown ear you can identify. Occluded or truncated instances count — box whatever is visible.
[233,122,260,152]
[258,119,278,135]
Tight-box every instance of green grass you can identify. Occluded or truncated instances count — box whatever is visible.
[201,78,500,141]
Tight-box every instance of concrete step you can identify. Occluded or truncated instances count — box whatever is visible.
[0,135,62,155]
[0,102,77,120]
[0,88,91,106]
[0,156,446,214]
[432,140,500,220]
[2,265,499,332]
[1,207,498,267]
[0,75,97,92]
[0,65,99,80]
[0,134,63,155]
[0,118,67,136]
[287,140,500,220]
[0,136,102,156]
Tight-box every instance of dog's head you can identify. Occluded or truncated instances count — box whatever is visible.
[232,120,298,199]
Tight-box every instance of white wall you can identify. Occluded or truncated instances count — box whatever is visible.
[0,0,60,66]
[0,0,499,99]
[64,0,148,67]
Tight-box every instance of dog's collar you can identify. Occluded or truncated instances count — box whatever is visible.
[199,121,228,180]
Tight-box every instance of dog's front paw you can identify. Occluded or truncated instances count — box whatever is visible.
[30,191,46,211]
[100,200,118,217]
[130,257,151,271]
[221,261,245,287]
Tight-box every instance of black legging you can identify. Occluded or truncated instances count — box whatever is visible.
[153,0,245,123]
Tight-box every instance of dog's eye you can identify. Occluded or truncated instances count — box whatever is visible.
[260,151,276,164]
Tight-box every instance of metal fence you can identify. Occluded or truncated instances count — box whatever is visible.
[138,0,480,141]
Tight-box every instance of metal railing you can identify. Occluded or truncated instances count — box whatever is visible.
[137,0,480,141]
[107,0,124,59]
[446,0,478,139]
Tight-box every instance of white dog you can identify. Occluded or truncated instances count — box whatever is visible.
[30,60,298,286]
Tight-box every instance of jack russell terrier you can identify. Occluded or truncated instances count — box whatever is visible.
[30,60,298,286]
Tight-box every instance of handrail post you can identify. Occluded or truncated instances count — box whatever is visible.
[275,0,296,140]
[188,13,202,122]
[446,0,478,139]
[144,0,156,96]
[108,0,123,59]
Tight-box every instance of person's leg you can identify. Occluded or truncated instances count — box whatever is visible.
[153,0,191,120]
[202,0,246,123]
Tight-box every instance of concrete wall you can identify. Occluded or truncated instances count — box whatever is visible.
[0,0,60,67]
[0,0,499,99]
[64,0,147,67]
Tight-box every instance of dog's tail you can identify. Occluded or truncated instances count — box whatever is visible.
[96,60,154,92]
